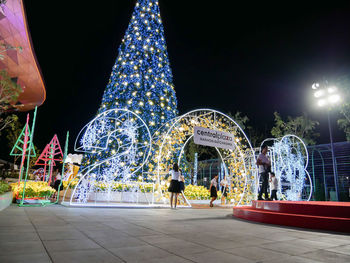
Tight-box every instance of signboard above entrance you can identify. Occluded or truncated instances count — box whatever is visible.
[193,126,235,150]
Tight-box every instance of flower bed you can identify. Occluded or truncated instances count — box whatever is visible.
[94,181,154,192]
[62,178,79,189]
[10,181,56,199]
[162,184,222,201]
[64,179,229,202]
[184,185,210,200]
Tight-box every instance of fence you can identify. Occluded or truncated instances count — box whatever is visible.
[196,159,226,188]
[194,141,350,201]
[307,141,350,201]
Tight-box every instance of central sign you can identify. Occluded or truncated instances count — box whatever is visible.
[193,126,235,150]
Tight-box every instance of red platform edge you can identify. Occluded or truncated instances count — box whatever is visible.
[233,201,350,233]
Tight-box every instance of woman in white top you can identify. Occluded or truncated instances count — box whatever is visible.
[168,163,181,209]
[209,175,218,207]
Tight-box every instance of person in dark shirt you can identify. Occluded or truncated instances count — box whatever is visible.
[257,145,271,200]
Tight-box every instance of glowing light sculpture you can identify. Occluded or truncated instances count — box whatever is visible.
[79,0,178,180]
[11,108,57,207]
[69,109,151,206]
[260,135,313,201]
[10,113,36,182]
[153,109,258,206]
[35,135,64,185]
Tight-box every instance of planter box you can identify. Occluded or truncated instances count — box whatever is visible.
[15,198,50,205]
[0,192,12,211]
[88,192,153,203]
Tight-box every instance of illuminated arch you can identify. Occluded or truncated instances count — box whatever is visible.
[153,109,257,206]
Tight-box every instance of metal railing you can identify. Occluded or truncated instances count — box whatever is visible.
[308,141,350,201]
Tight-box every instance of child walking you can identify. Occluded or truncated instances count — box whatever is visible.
[269,172,278,200]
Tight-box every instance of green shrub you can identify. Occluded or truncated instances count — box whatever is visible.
[0,181,10,195]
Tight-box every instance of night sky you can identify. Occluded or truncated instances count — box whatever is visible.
[13,1,350,154]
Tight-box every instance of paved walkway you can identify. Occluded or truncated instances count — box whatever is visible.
[0,205,349,263]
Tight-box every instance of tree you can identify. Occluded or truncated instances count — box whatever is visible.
[271,112,319,145]
[337,85,350,141]
[100,0,177,127]
[80,0,178,173]
[246,126,267,148]
[338,115,350,141]
[227,111,266,148]
[185,139,217,164]
[5,115,22,147]
[0,69,22,111]
[227,111,249,130]
[4,115,22,162]
[337,96,350,141]
[0,114,18,136]
[0,69,23,135]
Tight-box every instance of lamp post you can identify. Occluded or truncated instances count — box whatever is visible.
[312,82,340,201]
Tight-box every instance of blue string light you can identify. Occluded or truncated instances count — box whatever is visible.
[80,0,178,176]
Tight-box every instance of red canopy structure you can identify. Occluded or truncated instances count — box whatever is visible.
[0,0,46,111]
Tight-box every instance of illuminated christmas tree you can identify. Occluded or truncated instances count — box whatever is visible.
[80,0,178,180]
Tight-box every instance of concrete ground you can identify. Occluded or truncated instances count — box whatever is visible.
[0,205,349,263]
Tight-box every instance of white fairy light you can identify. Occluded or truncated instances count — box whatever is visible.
[261,135,312,201]
[71,109,151,204]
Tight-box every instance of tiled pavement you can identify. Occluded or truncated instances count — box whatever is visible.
[0,204,349,263]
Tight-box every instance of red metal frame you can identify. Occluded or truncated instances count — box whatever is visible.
[35,134,63,184]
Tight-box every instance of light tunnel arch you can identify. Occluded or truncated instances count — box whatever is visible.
[176,134,230,187]
[154,108,258,206]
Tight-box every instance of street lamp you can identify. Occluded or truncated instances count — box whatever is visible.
[312,82,341,201]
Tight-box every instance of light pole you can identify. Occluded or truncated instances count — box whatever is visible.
[312,82,340,201]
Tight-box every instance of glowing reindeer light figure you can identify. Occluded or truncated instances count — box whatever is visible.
[70,109,151,205]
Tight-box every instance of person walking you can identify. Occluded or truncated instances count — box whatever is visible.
[257,145,271,200]
[209,175,218,207]
[168,163,181,209]
[177,172,186,202]
[53,169,62,199]
[269,172,278,200]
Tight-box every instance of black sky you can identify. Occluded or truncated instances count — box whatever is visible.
[14,1,350,154]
